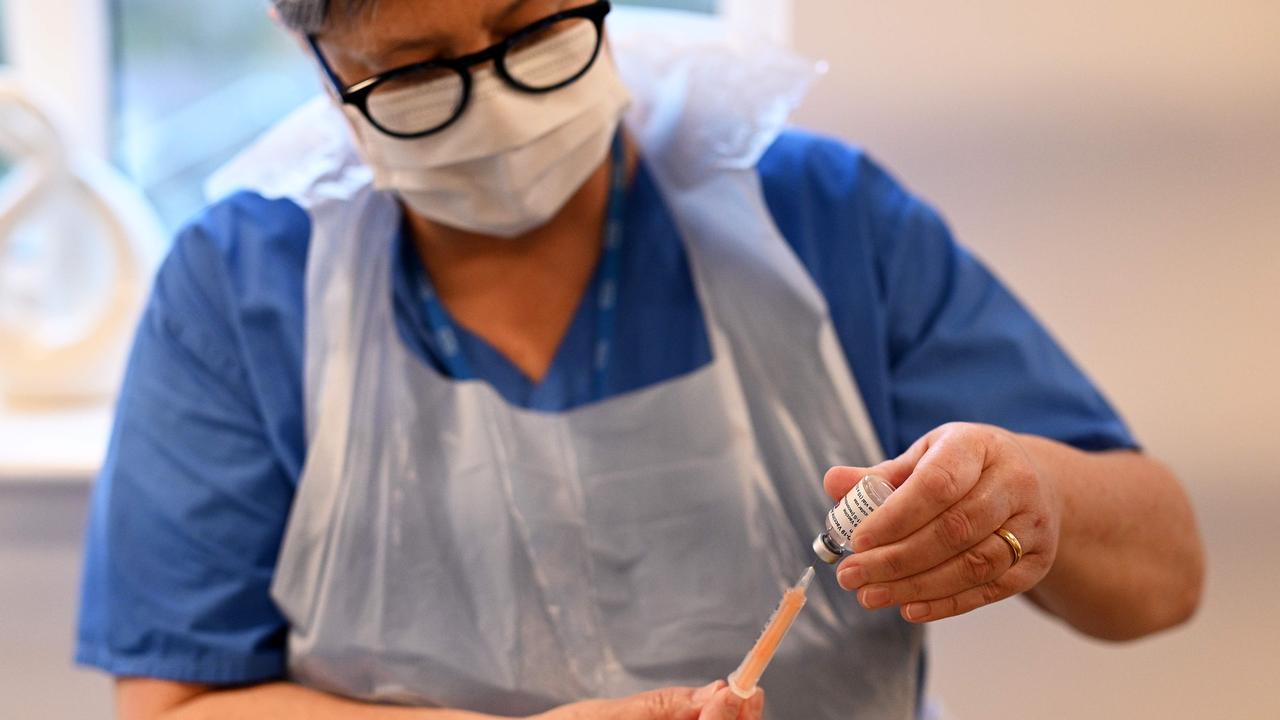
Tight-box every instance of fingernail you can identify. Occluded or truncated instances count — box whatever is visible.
[693,681,720,703]
[837,566,865,590]
[725,691,744,712]
[853,534,876,553]
[860,586,890,609]
[905,602,930,620]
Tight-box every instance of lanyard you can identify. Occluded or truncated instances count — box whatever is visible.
[414,129,629,401]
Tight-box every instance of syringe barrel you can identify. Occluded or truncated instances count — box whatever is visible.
[726,568,813,698]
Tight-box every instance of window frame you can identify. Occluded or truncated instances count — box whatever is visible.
[2,0,112,158]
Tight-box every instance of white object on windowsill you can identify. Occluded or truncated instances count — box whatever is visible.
[0,73,165,405]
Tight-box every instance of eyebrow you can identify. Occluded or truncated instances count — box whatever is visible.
[494,0,542,25]
[377,33,448,58]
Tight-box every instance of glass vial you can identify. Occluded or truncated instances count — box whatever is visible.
[812,475,896,564]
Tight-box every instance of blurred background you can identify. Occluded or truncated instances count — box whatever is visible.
[1,0,1276,718]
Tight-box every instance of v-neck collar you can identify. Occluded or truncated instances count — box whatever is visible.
[389,159,713,413]
[399,232,607,410]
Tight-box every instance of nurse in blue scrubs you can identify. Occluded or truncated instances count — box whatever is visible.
[76,1,1205,718]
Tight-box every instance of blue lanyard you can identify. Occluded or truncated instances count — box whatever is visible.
[414,128,629,401]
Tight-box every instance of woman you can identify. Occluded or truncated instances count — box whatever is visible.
[77,1,1204,718]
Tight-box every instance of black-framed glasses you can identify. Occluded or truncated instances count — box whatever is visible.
[309,1,611,139]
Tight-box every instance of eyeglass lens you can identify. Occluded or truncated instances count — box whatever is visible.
[364,14,602,136]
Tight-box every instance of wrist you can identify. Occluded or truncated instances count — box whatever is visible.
[1012,433,1080,598]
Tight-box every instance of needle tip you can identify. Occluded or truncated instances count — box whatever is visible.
[797,566,815,590]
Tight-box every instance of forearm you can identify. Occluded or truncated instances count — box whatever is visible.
[1018,435,1204,640]
[122,678,738,720]
[119,679,499,720]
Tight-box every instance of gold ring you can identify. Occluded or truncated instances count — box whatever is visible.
[995,528,1023,566]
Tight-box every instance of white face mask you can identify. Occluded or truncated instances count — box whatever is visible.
[338,28,631,238]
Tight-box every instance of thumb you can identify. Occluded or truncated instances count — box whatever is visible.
[824,434,933,501]
[823,465,871,501]
[824,461,899,501]
[697,687,745,720]
[692,681,725,705]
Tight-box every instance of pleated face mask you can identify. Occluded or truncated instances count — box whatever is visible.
[337,19,631,238]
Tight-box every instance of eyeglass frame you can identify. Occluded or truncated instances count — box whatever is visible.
[308,0,612,139]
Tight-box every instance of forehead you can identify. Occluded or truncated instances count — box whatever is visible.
[321,0,567,48]
[316,0,579,74]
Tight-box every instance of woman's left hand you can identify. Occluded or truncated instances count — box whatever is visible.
[825,422,1063,623]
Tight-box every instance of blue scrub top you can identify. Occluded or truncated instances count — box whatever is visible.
[76,130,1135,684]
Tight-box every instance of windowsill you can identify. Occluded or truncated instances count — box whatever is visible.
[0,400,111,484]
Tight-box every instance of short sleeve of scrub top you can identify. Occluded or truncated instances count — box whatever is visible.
[75,130,1136,684]
[75,196,309,683]
[759,131,1136,455]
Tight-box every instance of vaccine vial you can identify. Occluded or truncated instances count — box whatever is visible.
[812,475,896,564]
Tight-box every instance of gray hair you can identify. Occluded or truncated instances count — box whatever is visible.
[271,0,379,33]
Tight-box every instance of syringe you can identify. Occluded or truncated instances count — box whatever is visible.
[726,566,815,699]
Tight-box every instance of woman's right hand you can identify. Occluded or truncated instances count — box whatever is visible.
[534,681,764,720]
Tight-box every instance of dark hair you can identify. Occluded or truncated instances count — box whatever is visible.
[271,0,378,33]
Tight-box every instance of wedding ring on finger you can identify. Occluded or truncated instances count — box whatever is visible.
[995,527,1024,566]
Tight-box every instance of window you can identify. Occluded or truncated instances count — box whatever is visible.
[0,6,8,64]
[0,4,12,183]
[112,0,318,229]
[1,7,10,182]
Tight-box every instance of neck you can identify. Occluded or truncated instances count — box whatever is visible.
[405,133,637,382]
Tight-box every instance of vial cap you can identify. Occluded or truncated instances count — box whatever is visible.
[812,534,841,564]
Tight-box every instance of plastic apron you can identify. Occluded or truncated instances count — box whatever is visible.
[209,29,922,720]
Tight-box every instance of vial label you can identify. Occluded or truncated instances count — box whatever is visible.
[827,481,879,546]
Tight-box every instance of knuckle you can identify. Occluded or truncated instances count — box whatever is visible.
[919,463,963,502]
[906,573,931,600]
[936,506,976,550]
[991,427,1017,452]
[1009,464,1037,491]
[981,424,1005,445]
[642,690,678,713]
[979,581,1004,606]
[940,593,964,618]
[1025,548,1054,579]
[880,550,907,579]
[961,547,996,585]
[951,421,989,444]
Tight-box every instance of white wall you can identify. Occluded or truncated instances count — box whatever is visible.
[790,2,1280,718]
[0,483,111,718]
